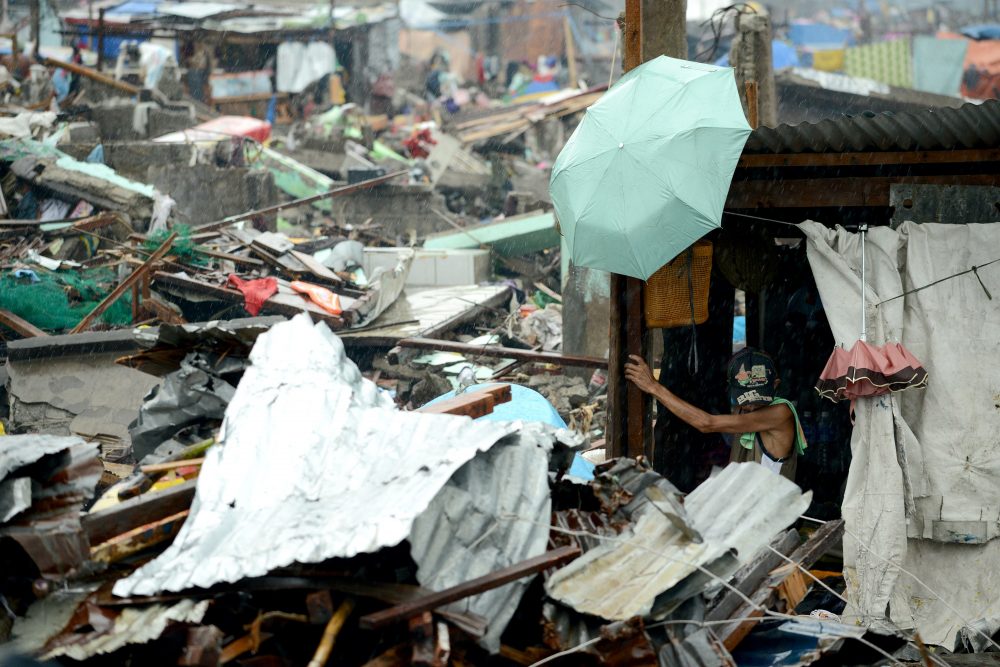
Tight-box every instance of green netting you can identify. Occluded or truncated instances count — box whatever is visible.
[0,268,134,332]
[143,224,205,266]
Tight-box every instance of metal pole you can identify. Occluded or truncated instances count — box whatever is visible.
[860,224,868,342]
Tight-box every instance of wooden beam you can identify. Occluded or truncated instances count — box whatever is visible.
[415,384,512,418]
[0,308,49,338]
[397,337,607,369]
[358,546,581,630]
[194,170,407,233]
[90,509,189,564]
[82,479,197,546]
[726,174,1000,209]
[737,148,1000,169]
[42,56,139,95]
[71,232,177,334]
[705,528,799,623]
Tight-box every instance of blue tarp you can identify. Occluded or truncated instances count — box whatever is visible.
[425,383,596,480]
[961,23,1000,40]
[105,0,160,15]
[788,22,854,48]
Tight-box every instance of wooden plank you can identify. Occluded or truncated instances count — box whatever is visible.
[358,546,581,630]
[42,56,139,94]
[82,479,197,546]
[717,519,845,651]
[194,170,407,234]
[705,528,799,623]
[398,337,607,369]
[70,232,177,334]
[90,509,189,563]
[0,308,49,337]
[140,458,205,474]
[607,274,626,458]
[737,148,1000,169]
[726,174,1000,209]
[416,393,496,419]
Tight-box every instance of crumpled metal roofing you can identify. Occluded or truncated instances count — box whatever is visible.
[0,434,83,480]
[544,463,811,621]
[114,314,537,597]
[744,99,1000,154]
[42,600,209,661]
[410,422,572,653]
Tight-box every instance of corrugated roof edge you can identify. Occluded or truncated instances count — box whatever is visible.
[744,98,1000,154]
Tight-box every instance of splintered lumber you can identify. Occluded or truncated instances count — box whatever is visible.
[415,384,512,418]
[194,170,408,234]
[0,308,48,337]
[140,458,205,474]
[716,519,846,651]
[399,337,608,369]
[82,479,197,546]
[90,509,189,563]
[70,232,177,334]
[307,598,355,667]
[359,546,581,630]
[705,528,799,623]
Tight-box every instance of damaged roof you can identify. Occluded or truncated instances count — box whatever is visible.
[744,99,1000,155]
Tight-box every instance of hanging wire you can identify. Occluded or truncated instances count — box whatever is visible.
[874,257,1000,307]
[498,512,950,667]
[693,3,759,63]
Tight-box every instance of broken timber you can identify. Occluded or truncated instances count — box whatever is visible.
[416,384,512,418]
[194,170,408,234]
[0,307,49,337]
[359,546,581,629]
[398,337,608,369]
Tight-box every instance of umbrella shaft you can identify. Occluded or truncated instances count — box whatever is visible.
[860,225,867,342]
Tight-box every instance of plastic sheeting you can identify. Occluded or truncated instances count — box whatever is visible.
[914,36,968,96]
[801,221,1000,648]
[114,314,531,597]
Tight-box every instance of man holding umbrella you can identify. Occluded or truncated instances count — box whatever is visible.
[625,347,807,482]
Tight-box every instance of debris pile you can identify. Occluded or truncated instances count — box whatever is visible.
[0,315,883,666]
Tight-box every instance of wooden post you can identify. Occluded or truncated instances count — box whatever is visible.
[29,0,39,58]
[745,81,759,129]
[608,0,652,461]
[97,8,106,72]
[563,15,579,89]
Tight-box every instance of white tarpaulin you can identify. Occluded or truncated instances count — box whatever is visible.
[276,42,336,93]
[802,220,1000,648]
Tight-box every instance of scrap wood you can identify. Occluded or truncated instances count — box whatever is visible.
[140,458,205,474]
[359,546,581,630]
[219,632,274,665]
[82,478,197,546]
[705,528,800,624]
[42,56,139,95]
[307,598,355,667]
[398,337,607,369]
[715,519,846,651]
[89,509,189,564]
[361,644,407,667]
[415,384,512,418]
[194,170,408,234]
[70,232,177,334]
[0,307,49,337]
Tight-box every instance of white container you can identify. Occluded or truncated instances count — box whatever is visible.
[363,248,491,287]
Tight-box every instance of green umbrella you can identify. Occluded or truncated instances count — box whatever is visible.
[550,55,752,280]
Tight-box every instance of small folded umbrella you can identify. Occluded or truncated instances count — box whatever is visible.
[815,225,929,407]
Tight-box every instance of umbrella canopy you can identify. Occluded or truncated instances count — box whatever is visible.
[816,340,929,402]
[550,56,751,280]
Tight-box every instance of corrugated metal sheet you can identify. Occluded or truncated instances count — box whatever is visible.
[744,99,1000,154]
[410,423,567,653]
[42,600,209,661]
[544,463,811,621]
[0,434,82,479]
[113,314,539,597]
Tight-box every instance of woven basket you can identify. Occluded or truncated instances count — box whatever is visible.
[644,240,713,328]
